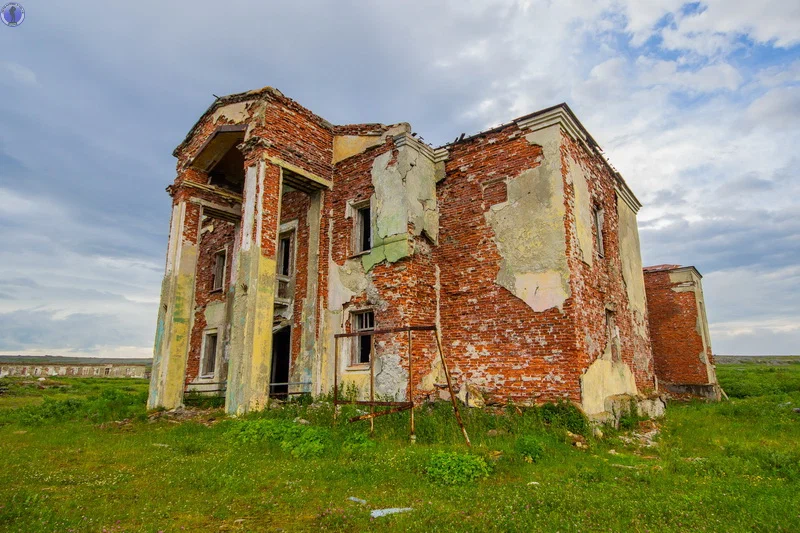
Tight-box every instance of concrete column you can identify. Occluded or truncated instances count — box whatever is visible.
[148,200,200,410]
[226,154,282,415]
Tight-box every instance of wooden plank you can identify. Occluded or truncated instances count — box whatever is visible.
[335,325,436,339]
[348,404,412,423]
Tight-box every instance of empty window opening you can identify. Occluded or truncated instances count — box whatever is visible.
[353,204,372,254]
[201,331,218,377]
[593,206,605,257]
[207,145,245,194]
[279,234,293,277]
[270,327,291,396]
[212,249,226,292]
[351,310,375,365]
[104,367,111,376]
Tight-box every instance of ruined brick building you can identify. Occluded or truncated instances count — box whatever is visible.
[147,86,719,419]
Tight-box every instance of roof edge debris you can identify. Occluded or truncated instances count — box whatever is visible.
[172,89,641,210]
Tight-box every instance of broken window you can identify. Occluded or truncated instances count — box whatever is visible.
[278,234,293,277]
[351,310,375,365]
[201,331,218,377]
[212,249,226,292]
[353,203,372,254]
[276,230,295,300]
[593,206,605,258]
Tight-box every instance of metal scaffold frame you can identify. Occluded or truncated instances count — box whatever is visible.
[333,324,471,446]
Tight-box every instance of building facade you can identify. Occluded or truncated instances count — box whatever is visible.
[643,265,721,399]
[148,86,687,418]
[0,357,150,379]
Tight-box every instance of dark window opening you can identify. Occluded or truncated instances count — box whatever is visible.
[202,332,218,376]
[352,310,375,365]
[279,235,292,277]
[208,146,245,194]
[270,327,291,396]
[212,250,226,292]
[276,231,295,300]
[354,205,371,253]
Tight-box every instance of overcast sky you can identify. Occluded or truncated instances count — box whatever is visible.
[1,1,798,358]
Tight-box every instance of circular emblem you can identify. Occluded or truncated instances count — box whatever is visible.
[1,2,24,27]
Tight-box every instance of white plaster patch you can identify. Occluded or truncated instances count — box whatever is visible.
[581,358,638,416]
[514,271,570,312]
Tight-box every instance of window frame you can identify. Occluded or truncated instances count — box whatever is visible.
[349,309,375,367]
[592,205,605,258]
[200,329,220,379]
[277,230,295,278]
[211,248,227,293]
[350,199,373,256]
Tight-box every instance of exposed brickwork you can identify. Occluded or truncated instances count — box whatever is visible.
[280,190,311,370]
[561,134,655,392]
[153,89,703,413]
[184,214,236,384]
[435,127,580,404]
[644,268,713,386]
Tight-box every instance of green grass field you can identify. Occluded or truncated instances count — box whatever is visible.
[1,364,799,532]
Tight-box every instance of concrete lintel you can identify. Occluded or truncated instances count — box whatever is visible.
[189,198,242,221]
[179,180,243,202]
[267,156,332,191]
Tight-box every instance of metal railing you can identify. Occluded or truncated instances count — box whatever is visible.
[333,324,470,446]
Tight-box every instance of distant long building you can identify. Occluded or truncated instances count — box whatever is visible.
[0,356,152,379]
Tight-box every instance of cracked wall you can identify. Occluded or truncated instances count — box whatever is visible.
[560,129,655,417]
[435,121,580,405]
[484,125,570,313]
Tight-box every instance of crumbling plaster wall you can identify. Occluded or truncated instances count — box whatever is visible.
[184,213,236,387]
[558,132,655,417]
[435,123,580,405]
[317,134,441,401]
[484,124,571,313]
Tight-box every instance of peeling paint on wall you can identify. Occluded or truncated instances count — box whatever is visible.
[581,358,638,416]
[332,124,408,164]
[484,125,570,313]
[566,154,595,266]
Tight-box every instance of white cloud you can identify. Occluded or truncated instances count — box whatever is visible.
[1,62,38,87]
[2,0,798,358]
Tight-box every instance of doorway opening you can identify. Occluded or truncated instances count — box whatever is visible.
[270,327,291,397]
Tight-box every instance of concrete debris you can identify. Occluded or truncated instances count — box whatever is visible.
[370,508,413,518]
[347,497,367,505]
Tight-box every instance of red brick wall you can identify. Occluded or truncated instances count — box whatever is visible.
[184,214,236,384]
[434,126,581,404]
[279,190,311,371]
[561,134,656,392]
[326,139,440,400]
[644,270,711,385]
